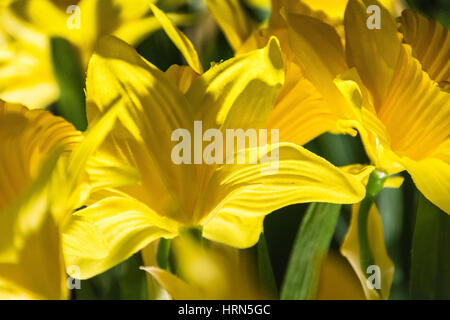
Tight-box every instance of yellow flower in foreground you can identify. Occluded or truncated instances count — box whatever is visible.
[142,236,266,300]
[62,25,368,278]
[0,100,81,299]
[0,0,187,108]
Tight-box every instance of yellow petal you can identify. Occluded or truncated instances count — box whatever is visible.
[376,45,450,161]
[203,213,265,248]
[0,215,68,300]
[401,157,450,214]
[286,12,356,121]
[266,61,340,146]
[316,251,366,300]
[141,266,202,300]
[114,12,198,46]
[344,0,401,106]
[399,9,450,88]
[149,3,203,74]
[205,0,256,51]
[85,35,197,218]
[0,102,81,261]
[186,36,284,131]
[141,241,171,300]
[341,203,394,300]
[165,64,199,93]
[63,197,177,279]
[200,143,367,248]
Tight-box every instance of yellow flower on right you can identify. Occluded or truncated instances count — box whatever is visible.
[285,0,449,214]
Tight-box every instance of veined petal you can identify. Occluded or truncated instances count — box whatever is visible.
[150,4,203,74]
[199,143,367,247]
[186,36,284,130]
[401,157,450,214]
[376,45,450,161]
[267,61,355,146]
[341,203,394,300]
[62,197,178,279]
[344,0,401,106]
[399,9,450,89]
[86,35,197,220]
[205,0,256,51]
[286,12,356,121]
[0,103,81,194]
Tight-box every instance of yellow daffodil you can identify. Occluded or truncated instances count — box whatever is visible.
[206,0,401,146]
[61,7,369,280]
[0,100,81,299]
[142,235,266,300]
[283,0,449,298]
[286,0,449,212]
[0,0,191,108]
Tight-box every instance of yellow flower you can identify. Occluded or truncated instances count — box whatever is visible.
[0,0,189,108]
[206,0,401,146]
[284,0,449,298]
[286,0,449,213]
[208,0,448,300]
[62,7,368,280]
[0,87,122,299]
[0,100,81,299]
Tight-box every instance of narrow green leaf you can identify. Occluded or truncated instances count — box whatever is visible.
[257,233,278,298]
[118,253,148,300]
[281,203,341,300]
[50,37,87,131]
[410,193,450,299]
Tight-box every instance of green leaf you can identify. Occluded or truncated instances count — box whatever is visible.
[281,203,341,300]
[410,193,450,299]
[257,233,278,298]
[50,37,87,131]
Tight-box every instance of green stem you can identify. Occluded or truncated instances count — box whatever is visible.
[358,169,388,273]
[156,238,171,270]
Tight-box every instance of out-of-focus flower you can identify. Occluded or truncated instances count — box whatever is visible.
[0,0,192,108]
[0,100,81,299]
[142,235,266,300]
[315,251,366,300]
[0,92,122,299]
[62,6,368,280]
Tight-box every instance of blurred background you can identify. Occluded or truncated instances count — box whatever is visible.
[68,0,449,300]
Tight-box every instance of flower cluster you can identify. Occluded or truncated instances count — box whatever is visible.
[0,0,448,300]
